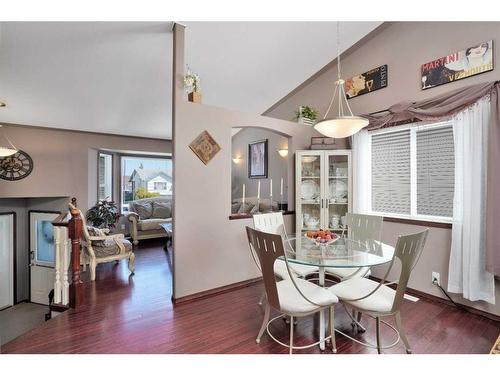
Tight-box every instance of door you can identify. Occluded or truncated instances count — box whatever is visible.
[324,150,352,234]
[30,212,58,305]
[0,213,15,310]
[296,150,326,233]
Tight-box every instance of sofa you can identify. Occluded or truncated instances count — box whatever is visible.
[126,196,172,245]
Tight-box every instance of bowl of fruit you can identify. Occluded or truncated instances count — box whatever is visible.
[305,229,339,246]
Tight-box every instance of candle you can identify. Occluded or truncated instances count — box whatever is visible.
[257,180,260,199]
[270,179,273,198]
[280,177,283,195]
[242,184,246,205]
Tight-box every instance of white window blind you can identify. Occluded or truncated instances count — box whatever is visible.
[371,129,411,215]
[416,125,454,217]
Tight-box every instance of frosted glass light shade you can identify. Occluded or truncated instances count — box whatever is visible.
[314,116,369,138]
[0,147,17,157]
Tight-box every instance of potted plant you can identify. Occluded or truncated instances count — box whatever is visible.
[184,66,202,103]
[295,105,318,126]
[86,200,120,229]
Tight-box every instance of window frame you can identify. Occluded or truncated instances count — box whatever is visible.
[368,120,454,224]
[97,152,114,202]
[119,153,172,214]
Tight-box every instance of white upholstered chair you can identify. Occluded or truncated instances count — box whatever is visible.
[329,229,428,354]
[325,213,383,281]
[75,206,135,281]
[246,226,338,354]
[253,212,319,280]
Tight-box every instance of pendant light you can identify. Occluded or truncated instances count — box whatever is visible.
[0,124,18,157]
[314,22,369,138]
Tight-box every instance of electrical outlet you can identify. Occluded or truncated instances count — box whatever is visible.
[120,224,125,230]
[432,272,440,286]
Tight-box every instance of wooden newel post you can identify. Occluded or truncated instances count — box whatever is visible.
[68,198,83,309]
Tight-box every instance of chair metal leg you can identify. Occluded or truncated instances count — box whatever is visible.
[289,316,294,354]
[258,291,265,307]
[395,312,412,354]
[256,304,270,344]
[330,306,337,353]
[376,317,382,354]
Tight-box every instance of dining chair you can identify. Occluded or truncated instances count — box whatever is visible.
[246,226,338,354]
[329,229,428,354]
[253,212,319,280]
[325,213,383,281]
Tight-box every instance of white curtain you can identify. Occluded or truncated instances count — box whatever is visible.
[448,96,495,304]
[352,129,371,214]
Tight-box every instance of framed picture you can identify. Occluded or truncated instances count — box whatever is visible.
[421,40,494,90]
[189,130,221,165]
[345,64,388,99]
[248,139,268,179]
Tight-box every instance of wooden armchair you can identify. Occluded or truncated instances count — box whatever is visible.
[76,208,135,281]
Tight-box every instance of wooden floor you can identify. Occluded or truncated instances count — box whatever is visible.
[2,239,499,354]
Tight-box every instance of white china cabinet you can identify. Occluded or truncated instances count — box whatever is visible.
[295,150,352,234]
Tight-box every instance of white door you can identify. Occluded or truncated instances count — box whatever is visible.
[0,214,15,310]
[30,212,58,305]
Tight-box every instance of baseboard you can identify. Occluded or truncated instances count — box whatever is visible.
[172,277,262,305]
[370,276,500,323]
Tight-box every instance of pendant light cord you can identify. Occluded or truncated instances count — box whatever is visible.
[323,21,342,119]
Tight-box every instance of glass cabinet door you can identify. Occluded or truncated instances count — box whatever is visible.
[297,152,324,232]
[325,151,351,233]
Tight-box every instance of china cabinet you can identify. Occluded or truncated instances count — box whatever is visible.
[295,150,352,234]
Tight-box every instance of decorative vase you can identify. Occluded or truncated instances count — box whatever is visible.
[188,91,202,103]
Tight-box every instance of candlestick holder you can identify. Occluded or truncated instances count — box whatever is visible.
[280,193,284,212]
[256,197,261,214]
[269,196,273,212]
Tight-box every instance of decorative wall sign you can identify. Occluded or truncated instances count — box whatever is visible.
[248,139,268,179]
[0,150,33,181]
[421,40,494,90]
[189,130,221,165]
[345,64,388,99]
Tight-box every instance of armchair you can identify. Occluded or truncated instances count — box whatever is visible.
[78,209,135,281]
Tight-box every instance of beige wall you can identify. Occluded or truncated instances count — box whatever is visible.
[231,127,289,203]
[0,124,171,211]
[172,24,318,298]
[266,21,500,315]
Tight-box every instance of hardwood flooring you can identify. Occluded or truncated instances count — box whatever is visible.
[2,239,499,354]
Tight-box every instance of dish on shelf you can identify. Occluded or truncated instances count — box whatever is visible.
[329,179,347,200]
[301,179,320,200]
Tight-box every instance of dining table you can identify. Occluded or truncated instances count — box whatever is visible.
[283,233,395,350]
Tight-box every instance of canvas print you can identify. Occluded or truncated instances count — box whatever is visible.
[421,40,494,90]
[248,139,268,179]
[189,130,221,165]
[345,64,388,99]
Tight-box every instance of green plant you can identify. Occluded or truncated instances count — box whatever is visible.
[183,66,201,93]
[134,187,160,200]
[294,105,318,121]
[86,200,120,229]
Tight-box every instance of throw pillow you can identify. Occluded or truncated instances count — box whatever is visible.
[238,202,255,214]
[133,201,154,220]
[87,226,107,246]
[152,201,171,218]
[231,202,241,214]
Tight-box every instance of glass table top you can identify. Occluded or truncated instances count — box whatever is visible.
[281,234,395,268]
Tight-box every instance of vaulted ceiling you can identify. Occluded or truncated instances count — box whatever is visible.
[0,22,381,139]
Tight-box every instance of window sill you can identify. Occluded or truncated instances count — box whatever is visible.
[383,216,452,229]
[229,211,295,221]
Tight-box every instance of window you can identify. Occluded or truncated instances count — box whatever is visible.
[121,155,172,212]
[154,182,168,191]
[98,153,113,201]
[370,121,454,221]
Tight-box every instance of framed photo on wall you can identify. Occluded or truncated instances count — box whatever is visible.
[248,139,268,179]
[345,64,388,99]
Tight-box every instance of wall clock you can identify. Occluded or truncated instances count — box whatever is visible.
[0,150,34,181]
